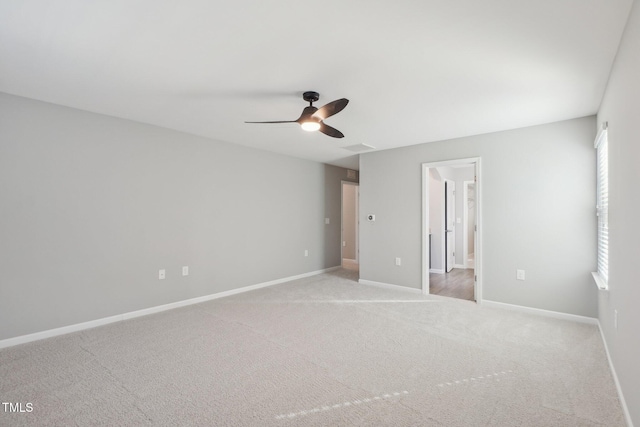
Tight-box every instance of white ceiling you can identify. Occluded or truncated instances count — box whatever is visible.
[0,1,633,170]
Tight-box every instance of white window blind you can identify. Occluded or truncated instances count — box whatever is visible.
[595,129,608,284]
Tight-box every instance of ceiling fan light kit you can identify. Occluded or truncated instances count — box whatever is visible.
[301,120,321,132]
[246,91,348,138]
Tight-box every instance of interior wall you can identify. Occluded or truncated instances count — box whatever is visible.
[360,116,597,317]
[342,183,357,260]
[0,92,356,341]
[596,0,640,423]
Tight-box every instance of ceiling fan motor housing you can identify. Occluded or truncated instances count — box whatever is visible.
[303,91,320,104]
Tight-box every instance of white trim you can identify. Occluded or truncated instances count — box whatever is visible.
[595,131,609,283]
[453,263,467,269]
[0,266,340,350]
[475,159,482,302]
[597,321,634,427]
[359,279,422,294]
[591,272,608,291]
[356,184,359,262]
[422,157,481,168]
[422,163,429,293]
[594,128,608,148]
[429,268,445,274]
[481,300,598,325]
[440,177,446,275]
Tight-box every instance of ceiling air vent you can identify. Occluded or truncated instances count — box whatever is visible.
[342,143,375,153]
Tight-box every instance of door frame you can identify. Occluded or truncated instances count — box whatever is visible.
[463,180,475,269]
[341,181,360,263]
[422,158,482,302]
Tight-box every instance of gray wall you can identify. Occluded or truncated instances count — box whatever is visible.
[597,0,640,423]
[342,183,357,260]
[0,92,356,341]
[360,116,598,317]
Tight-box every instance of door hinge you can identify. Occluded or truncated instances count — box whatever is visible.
[452,252,455,257]
[474,275,477,282]
[475,225,477,231]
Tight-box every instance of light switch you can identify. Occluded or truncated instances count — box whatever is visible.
[516,269,525,280]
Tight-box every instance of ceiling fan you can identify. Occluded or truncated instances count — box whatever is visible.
[245,91,349,138]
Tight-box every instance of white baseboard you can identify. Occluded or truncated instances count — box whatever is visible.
[0,266,340,350]
[481,300,598,325]
[429,268,445,274]
[597,322,634,427]
[358,279,422,294]
[453,263,467,269]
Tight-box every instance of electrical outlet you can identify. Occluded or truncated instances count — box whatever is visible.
[343,241,346,247]
[325,218,330,225]
[395,257,401,266]
[182,266,189,276]
[516,269,525,280]
[304,249,309,257]
[159,269,166,280]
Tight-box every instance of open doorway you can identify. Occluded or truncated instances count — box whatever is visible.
[341,181,359,274]
[422,158,481,302]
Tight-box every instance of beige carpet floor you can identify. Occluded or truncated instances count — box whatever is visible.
[0,269,625,426]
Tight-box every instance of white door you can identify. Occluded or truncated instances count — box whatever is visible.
[445,180,455,273]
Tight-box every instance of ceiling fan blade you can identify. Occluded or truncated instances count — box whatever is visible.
[245,120,297,124]
[295,106,318,123]
[318,122,344,138]
[313,98,349,120]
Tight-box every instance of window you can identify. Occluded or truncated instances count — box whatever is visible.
[594,128,608,289]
